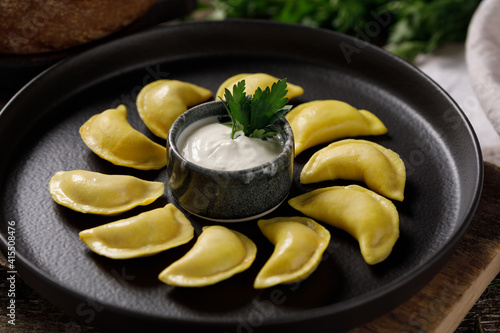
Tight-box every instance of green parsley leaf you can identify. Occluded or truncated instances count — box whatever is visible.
[222,80,251,139]
[222,78,291,139]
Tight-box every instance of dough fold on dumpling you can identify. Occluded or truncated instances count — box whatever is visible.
[216,73,304,100]
[301,139,406,201]
[80,105,167,170]
[136,80,213,139]
[285,100,387,156]
[158,225,256,287]
[49,170,164,215]
[79,204,194,259]
[289,185,399,265]
[254,216,330,289]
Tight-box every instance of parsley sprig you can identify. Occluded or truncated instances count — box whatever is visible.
[221,79,292,139]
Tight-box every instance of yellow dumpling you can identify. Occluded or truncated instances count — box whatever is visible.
[158,225,256,287]
[254,217,331,289]
[49,170,164,215]
[80,105,167,170]
[216,73,304,100]
[136,80,213,139]
[300,139,406,201]
[285,100,387,156]
[288,185,399,265]
[79,204,194,259]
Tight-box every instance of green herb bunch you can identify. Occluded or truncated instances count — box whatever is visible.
[221,79,292,139]
[196,0,481,63]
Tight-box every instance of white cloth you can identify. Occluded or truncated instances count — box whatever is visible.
[466,0,500,137]
[415,42,500,166]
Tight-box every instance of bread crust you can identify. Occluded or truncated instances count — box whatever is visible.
[0,0,156,54]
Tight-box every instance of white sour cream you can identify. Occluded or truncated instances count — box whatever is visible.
[177,116,284,171]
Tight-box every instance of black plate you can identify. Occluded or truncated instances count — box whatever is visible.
[0,20,483,332]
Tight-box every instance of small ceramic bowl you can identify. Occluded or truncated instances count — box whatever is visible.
[166,100,294,222]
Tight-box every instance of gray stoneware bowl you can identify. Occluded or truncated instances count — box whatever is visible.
[166,100,294,222]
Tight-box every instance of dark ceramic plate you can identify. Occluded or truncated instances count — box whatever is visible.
[0,20,483,332]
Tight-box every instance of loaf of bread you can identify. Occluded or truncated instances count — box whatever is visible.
[0,0,156,54]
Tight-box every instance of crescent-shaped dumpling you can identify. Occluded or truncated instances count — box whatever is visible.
[136,80,213,139]
[215,73,304,100]
[300,139,406,201]
[285,100,387,156]
[288,185,399,265]
[80,105,167,170]
[49,170,164,215]
[79,204,194,259]
[158,225,257,287]
[254,217,331,289]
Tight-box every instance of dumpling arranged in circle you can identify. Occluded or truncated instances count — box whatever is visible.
[79,104,167,170]
[158,225,257,287]
[254,216,331,289]
[300,139,406,201]
[79,204,194,259]
[216,73,304,100]
[289,185,399,265]
[49,170,164,215]
[136,79,213,139]
[285,100,387,156]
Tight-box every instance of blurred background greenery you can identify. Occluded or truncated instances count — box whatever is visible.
[191,0,482,62]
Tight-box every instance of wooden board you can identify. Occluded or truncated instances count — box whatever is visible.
[1,162,499,332]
